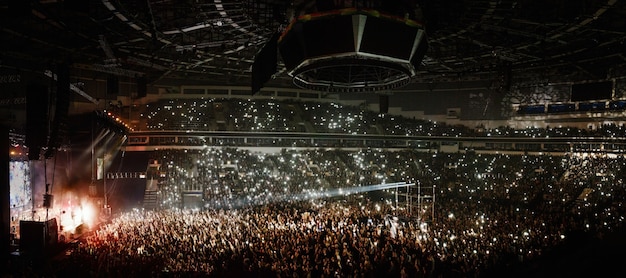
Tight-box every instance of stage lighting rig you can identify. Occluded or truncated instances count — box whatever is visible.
[93,110,130,135]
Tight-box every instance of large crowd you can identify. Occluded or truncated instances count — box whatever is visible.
[5,148,624,277]
[135,97,626,139]
[4,97,626,277]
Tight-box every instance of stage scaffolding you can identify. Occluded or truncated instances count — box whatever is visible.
[395,181,435,222]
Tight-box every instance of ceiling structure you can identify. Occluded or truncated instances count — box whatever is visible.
[1,0,625,93]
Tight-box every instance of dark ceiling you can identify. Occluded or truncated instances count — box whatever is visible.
[1,0,625,91]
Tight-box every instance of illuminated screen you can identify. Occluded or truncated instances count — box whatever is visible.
[10,161,32,209]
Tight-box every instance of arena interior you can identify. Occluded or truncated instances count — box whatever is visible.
[1,1,626,277]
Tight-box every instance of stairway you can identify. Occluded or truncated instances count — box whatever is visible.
[143,190,159,210]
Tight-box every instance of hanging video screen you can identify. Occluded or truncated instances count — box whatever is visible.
[10,161,32,209]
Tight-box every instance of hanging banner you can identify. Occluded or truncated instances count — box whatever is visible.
[97,158,104,180]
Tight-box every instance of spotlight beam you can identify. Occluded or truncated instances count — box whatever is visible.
[206,182,414,209]
[77,129,110,163]
[298,182,412,200]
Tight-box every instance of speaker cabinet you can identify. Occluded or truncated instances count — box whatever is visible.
[107,76,119,95]
[25,83,49,160]
[46,64,70,158]
[19,218,58,254]
[379,95,389,114]
[136,76,147,98]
